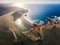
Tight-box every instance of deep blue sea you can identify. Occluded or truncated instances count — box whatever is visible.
[25,4,60,24]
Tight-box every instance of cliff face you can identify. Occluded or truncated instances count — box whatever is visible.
[0,13,60,45]
[0,14,60,45]
[43,27,60,45]
[0,15,15,45]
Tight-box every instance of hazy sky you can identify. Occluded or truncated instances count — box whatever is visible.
[0,0,60,3]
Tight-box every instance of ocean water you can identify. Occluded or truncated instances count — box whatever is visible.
[25,4,60,24]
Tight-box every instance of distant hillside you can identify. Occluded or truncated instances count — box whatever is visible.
[0,3,23,16]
